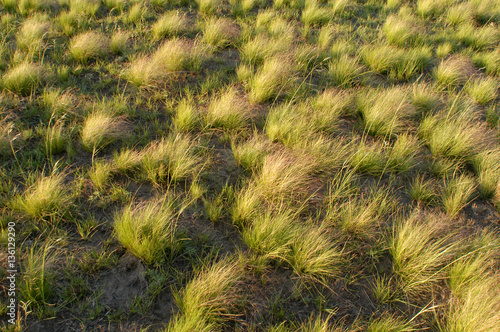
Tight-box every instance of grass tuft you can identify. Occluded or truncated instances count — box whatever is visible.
[114,196,180,265]
[152,11,190,39]
[357,87,415,138]
[389,213,456,296]
[13,172,72,221]
[141,133,204,184]
[69,31,109,63]
[2,62,43,95]
[167,258,242,331]
[248,56,293,103]
[80,112,129,152]
[442,173,477,218]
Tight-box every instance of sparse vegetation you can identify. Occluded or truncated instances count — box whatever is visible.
[3,1,500,330]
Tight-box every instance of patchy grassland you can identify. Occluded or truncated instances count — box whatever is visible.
[0,0,500,331]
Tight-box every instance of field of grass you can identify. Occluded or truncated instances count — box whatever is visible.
[0,0,500,331]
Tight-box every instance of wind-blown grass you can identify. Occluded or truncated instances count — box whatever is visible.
[114,196,181,265]
[389,213,456,296]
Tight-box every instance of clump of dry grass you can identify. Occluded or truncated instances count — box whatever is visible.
[80,112,129,152]
[69,31,110,63]
[2,62,44,95]
[205,86,250,130]
[152,11,190,39]
[17,18,50,52]
[126,39,202,87]
[141,133,204,184]
[434,56,476,88]
[248,55,294,103]
[201,17,239,49]
[356,87,416,138]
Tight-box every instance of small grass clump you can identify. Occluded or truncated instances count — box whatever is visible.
[89,161,116,192]
[141,133,204,184]
[80,112,129,152]
[19,241,56,316]
[110,31,129,55]
[466,77,498,105]
[350,140,387,176]
[357,87,415,138]
[434,56,475,88]
[442,174,477,218]
[152,11,189,39]
[332,188,392,238]
[409,175,438,205]
[16,18,50,53]
[2,62,43,95]
[167,258,242,331]
[328,55,365,88]
[248,56,293,103]
[362,45,431,81]
[173,98,201,132]
[389,213,456,296]
[456,23,500,51]
[231,134,269,171]
[69,31,110,63]
[205,87,249,130]
[126,39,201,87]
[473,50,500,76]
[13,172,72,221]
[40,89,76,120]
[419,105,491,161]
[43,120,68,157]
[114,196,180,265]
[201,17,239,49]
[253,151,314,200]
[386,133,421,173]
[301,0,332,26]
[242,208,343,280]
[472,149,500,199]
[382,14,420,47]
[0,120,14,157]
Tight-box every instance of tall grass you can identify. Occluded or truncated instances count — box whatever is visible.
[442,174,477,218]
[472,149,500,199]
[19,241,56,316]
